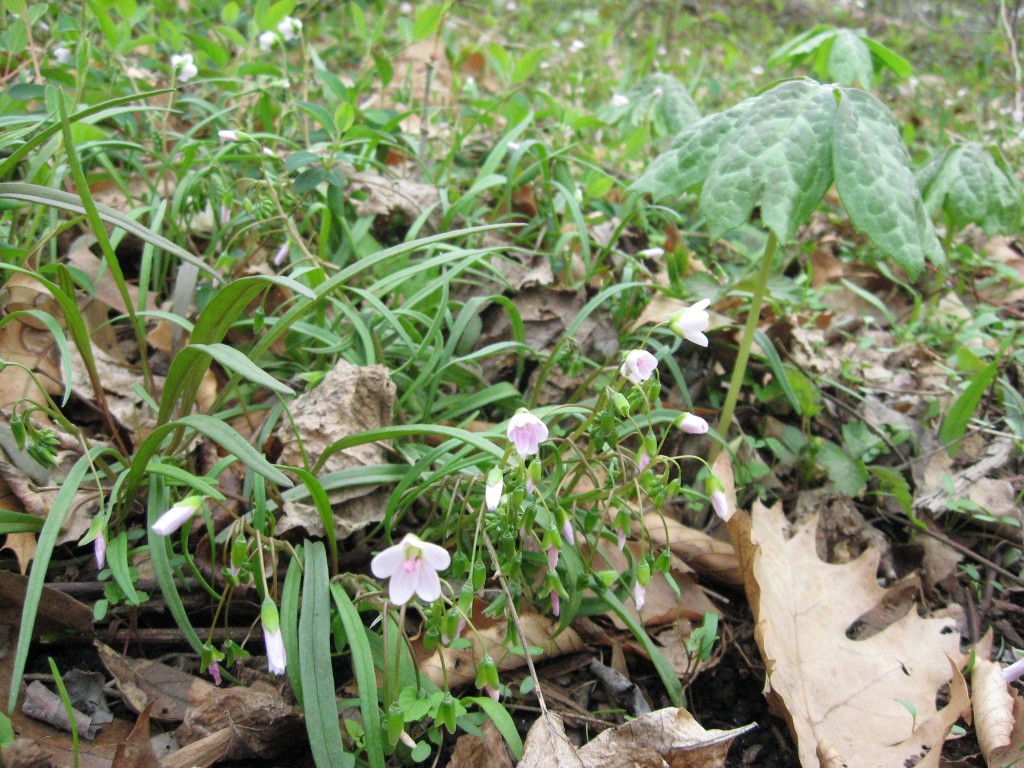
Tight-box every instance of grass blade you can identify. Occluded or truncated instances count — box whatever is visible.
[301,542,354,768]
[331,583,385,768]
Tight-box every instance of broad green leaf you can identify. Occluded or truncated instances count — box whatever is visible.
[702,79,837,242]
[832,88,943,277]
[281,548,304,709]
[301,543,354,768]
[828,30,873,89]
[918,142,1021,235]
[630,99,750,200]
[863,37,913,78]
[616,73,701,135]
[768,25,837,65]
[817,441,867,497]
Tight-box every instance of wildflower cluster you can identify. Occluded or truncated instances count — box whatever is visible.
[364,295,729,722]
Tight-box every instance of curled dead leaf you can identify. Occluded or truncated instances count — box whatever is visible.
[972,631,1024,767]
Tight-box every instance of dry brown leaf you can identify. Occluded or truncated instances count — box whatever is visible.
[445,719,515,768]
[518,713,585,768]
[419,601,584,688]
[66,236,148,317]
[728,501,968,768]
[274,360,396,540]
[1,531,37,574]
[97,642,303,760]
[111,701,162,768]
[972,631,1024,767]
[577,706,753,768]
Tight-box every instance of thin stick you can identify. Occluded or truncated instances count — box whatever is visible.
[482,533,548,715]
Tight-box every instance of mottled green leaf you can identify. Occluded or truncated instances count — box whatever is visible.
[918,142,1021,235]
[828,29,873,89]
[833,88,943,277]
[630,97,752,200]
[701,79,837,242]
[615,73,701,136]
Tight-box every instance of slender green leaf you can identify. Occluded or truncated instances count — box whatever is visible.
[8,449,107,711]
[467,696,524,760]
[281,548,305,709]
[330,584,385,768]
[301,543,354,768]
[147,476,205,656]
[106,532,142,605]
[940,360,1000,456]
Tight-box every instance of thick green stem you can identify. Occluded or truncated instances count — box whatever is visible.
[714,231,778,452]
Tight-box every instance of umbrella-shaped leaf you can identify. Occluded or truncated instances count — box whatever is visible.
[701,79,837,242]
[832,88,944,277]
[918,142,1021,235]
[828,29,874,89]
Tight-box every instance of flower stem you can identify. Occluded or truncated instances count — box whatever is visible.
[714,230,778,451]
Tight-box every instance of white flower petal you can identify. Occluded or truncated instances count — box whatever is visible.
[370,541,408,578]
[415,566,441,602]
[419,540,450,570]
[388,565,417,606]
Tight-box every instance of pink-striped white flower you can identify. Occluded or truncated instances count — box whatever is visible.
[562,520,576,546]
[370,533,450,605]
[261,599,286,675]
[170,53,197,83]
[506,410,548,458]
[94,532,107,570]
[676,412,709,434]
[634,582,646,612]
[620,349,658,385]
[485,469,503,512]
[711,490,731,521]
[670,299,711,347]
[152,496,204,536]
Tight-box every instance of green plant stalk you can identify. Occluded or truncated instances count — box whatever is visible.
[714,231,778,450]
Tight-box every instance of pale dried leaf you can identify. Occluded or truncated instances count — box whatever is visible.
[728,501,968,768]
[519,714,585,768]
[577,707,753,768]
[419,602,584,687]
[1,531,36,574]
[972,632,1024,767]
[274,360,396,539]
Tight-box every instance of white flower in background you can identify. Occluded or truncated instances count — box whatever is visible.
[277,16,302,41]
[620,349,658,385]
[152,496,204,535]
[669,298,711,347]
[399,1,413,12]
[258,30,277,51]
[506,410,549,458]
[484,468,503,512]
[218,130,240,142]
[637,246,665,259]
[170,53,198,83]
[568,39,585,53]
[52,46,72,65]
[261,598,287,675]
[676,412,709,435]
[611,93,630,108]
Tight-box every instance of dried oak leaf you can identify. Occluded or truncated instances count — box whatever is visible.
[518,714,584,768]
[971,631,1024,767]
[577,706,753,768]
[727,501,968,768]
